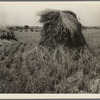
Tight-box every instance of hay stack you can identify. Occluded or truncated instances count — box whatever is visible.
[39,9,86,50]
[38,9,96,64]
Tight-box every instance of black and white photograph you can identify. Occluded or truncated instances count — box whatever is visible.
[0,1,100,94]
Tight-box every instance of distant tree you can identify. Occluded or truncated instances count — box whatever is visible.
[24,25,29,29]
[9,27,14,31]
[15,26,20,31]
[16,26,19,29]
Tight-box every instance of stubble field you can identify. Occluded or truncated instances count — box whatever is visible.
[0,28,100,93]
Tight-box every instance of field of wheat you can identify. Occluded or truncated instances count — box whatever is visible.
[0,29,100,93]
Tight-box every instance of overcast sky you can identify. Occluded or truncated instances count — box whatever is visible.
[0,1,100,26]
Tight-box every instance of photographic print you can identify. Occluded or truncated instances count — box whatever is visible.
[0,1,100,94]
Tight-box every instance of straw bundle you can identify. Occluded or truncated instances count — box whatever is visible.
[39,9,86,49]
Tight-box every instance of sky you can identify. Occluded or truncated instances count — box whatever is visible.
[0,1,100,26]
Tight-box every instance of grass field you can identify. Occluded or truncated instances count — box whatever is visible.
[0,28,100,93]
[83,29,100,56]
[15,31,40,41]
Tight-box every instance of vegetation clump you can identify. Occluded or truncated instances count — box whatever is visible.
[39,9,86,49]
[0,29,17,41]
